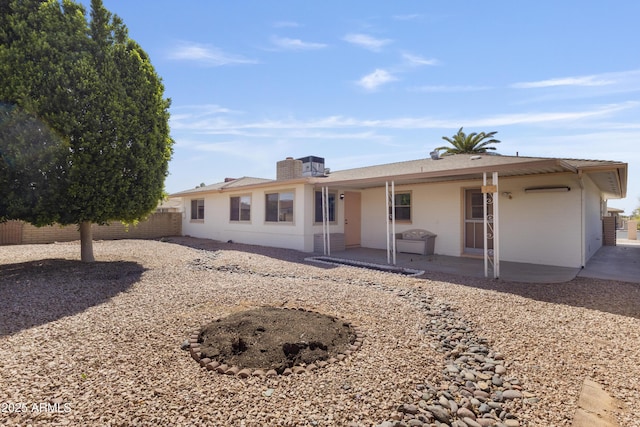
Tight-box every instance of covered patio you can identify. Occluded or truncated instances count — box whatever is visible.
[312,154,628,281]
[310,235,640,284]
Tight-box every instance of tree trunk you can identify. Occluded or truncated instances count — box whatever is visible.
[79,221,95,263]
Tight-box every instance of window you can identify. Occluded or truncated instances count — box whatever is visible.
[390,192,411,221]
[190,199,204,220]
[266,191,294,222]
[230,195,251,221]
[314,191,336,223]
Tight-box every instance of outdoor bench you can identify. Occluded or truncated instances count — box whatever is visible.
[395,229,436,255]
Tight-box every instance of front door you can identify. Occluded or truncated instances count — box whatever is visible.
[344,191,361,247]
[464,189,493,253]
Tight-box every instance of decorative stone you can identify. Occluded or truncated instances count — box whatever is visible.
[205,361,220,371]
[225,366,239,375]
[292,366,306,375]
[502,390,523,400]
[237,368,252,378]
[463,417,482,427]
[457,407,475,419]
[426,406,450,423]
[400,404,419,415]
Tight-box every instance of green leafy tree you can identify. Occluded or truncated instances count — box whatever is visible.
[436,127,500,155]
[0,0,173,262]
[0,104,68,224]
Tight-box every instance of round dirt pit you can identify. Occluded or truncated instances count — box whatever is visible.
[198,307,357,374]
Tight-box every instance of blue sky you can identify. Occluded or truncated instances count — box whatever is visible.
[88,1,639,214]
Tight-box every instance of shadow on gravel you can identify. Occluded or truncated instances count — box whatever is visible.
[422,271,640,320]
[0,259,145,336]
[163,236,323,266]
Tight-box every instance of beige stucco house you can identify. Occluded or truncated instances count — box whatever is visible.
[171,154,627,272]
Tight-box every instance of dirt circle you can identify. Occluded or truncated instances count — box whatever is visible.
[198,307,357,374]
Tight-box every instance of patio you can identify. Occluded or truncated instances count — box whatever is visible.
[320,235,640,284]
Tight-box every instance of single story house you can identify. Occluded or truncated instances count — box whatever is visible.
[171,154,627,276]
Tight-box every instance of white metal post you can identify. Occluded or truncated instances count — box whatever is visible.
[493,172,499,278]
[322,186,327,255]
[391,180,396,265]
[386,181,390,264]
[483,173,488,278]
[325,187,331,256]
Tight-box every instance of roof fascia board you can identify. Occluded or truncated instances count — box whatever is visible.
[311,158,571,188]
[172,178,311,197]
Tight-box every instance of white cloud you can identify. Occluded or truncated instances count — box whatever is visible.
[512,75,615,89]
[401,52,439,67]
[270,36,327,50]
[167,42,258,66]
[171,102,638,134]
[357,69,397,91]
[411,85,492,93]
[343,33,392,52]
[465,102,637,127]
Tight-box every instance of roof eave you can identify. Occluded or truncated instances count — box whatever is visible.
[311,158,573,188]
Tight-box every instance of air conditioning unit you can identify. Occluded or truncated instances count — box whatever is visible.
[297,155,325,177]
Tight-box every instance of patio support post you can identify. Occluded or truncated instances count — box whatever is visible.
[391,181,396,265]
[322,186,330,256]
[483,174,488,277]
[482,172,500,279]
[493,172,500,278]
[386,181,390,264]
[385,181,397,265]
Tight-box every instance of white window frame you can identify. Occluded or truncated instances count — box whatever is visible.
[230,195,251,222]
[265,191,294,223]
[190,199,205,221]
[314,190,337,224]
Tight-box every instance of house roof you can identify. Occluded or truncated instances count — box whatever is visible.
[312,154,627,198]
[171,176,273,197]
[171,154,627,199]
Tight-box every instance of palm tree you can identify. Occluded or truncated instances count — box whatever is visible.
[436,127,500,155]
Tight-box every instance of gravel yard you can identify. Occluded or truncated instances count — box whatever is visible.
[1,238,638,427]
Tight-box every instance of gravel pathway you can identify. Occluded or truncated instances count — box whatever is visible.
[0,238,638,426]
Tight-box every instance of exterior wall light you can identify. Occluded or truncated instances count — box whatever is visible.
[524,186,571,193]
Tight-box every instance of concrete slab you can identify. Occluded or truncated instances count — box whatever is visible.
[572,378,620,427]
[578,242,640,284]
[329,248,581,284]
[324,234,640,284]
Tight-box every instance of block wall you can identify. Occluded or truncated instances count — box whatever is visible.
[1,213,182,245]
